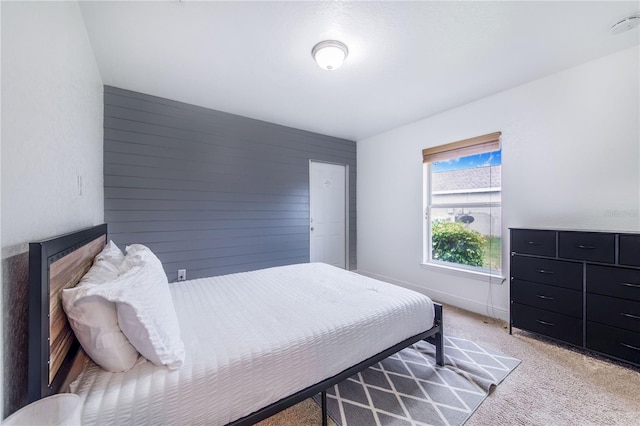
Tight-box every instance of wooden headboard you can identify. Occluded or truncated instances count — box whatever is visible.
[28,224,108,403]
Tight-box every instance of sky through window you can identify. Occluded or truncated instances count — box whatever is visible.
[432,150,501,172]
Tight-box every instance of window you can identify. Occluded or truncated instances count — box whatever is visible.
[423,132,502,275]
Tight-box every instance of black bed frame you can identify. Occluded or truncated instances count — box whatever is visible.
[28,223,444,424]
[228,304,444,426]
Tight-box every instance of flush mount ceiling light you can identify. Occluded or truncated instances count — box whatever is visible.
[312,40,349,71]
[610,13,640,34]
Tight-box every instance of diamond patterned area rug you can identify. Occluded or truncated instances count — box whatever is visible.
[315,336,520,426]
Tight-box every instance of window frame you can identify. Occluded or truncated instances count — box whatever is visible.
[422,133,504,281]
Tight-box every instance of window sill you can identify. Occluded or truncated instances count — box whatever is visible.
[420,262,506,284]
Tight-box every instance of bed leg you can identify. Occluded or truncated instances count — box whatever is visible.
[321,390,328,426]
[434,303,444,367]
[435,329,444,367]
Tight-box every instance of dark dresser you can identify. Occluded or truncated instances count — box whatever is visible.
[510,228,640,366]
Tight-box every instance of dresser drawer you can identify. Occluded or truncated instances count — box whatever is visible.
[511,303,582,345]
[587,293,640,333]
[587,322,640,365]
[511,229,556,257]
[511,255,582,290]
[587,265,640,302]
[619,234,640,267]
[558,231,615,264]
[511,279,582,318]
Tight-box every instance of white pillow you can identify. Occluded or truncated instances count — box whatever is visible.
[78,257,119,284]
[82,245,185,369]
[95,240,125,267]
[62,260,139,372]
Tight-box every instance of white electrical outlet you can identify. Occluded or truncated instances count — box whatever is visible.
[177,269,187,281]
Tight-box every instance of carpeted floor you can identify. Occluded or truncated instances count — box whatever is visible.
[257,303,640,426]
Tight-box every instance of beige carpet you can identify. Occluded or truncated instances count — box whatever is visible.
[257,304,640,426]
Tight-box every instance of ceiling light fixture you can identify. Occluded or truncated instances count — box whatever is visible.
[312,40,349,71]
[610,13,640,34]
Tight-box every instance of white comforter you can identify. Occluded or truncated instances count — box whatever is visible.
[71,262,434,425]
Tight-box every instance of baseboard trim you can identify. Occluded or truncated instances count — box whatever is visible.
[355,269,509,321]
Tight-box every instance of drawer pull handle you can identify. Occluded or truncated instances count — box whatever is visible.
[527,241,542,246]
[535,319,555,326]
[536,295,555,300]
[621,282,640,288]
[620,343,640,352]
[577,245,596,250]
[536,269,554,275]
[621,313,640,320]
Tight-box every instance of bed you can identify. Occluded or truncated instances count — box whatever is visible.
[28,224,444,425]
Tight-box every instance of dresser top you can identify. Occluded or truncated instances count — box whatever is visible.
[510,227,640,235]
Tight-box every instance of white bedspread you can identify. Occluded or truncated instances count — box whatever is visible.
[71,263,434,425]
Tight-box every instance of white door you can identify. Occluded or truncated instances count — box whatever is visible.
[309,161,347,269]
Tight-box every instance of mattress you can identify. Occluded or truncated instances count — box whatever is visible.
[71,262,434,425]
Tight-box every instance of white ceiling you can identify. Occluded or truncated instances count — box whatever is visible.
[79,1,640,141]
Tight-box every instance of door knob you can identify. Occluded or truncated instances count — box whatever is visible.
[310,227,315,231]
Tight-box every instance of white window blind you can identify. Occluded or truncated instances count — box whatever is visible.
[422,132,502,164]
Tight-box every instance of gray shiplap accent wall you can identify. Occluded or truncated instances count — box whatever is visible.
[104,86,356,281]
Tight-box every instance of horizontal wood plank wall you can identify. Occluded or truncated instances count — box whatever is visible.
[104,86,357,281]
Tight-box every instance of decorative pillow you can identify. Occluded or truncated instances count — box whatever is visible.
[62,260,139,372]
[82,245,185,369]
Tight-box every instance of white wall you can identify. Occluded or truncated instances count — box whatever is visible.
[1,1,104,251]
[1,1,103,416]
[0,2,3,419]
[357,46,640,321]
